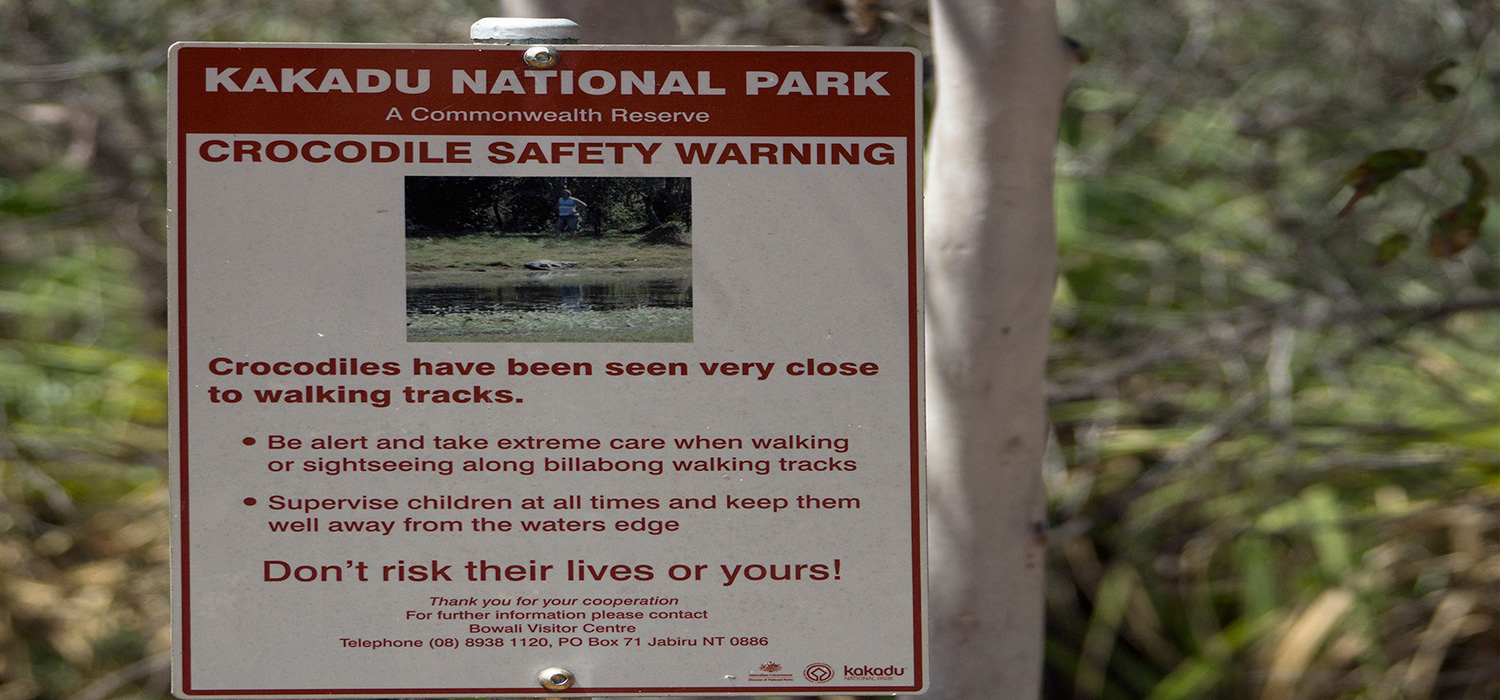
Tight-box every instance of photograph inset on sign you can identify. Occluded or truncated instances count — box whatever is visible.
[405,176,692,342]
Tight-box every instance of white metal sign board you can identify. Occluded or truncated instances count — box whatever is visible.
[168,43,924,697]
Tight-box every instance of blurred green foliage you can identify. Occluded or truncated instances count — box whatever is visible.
[1,196,169,699]
[1048,0,1499,698]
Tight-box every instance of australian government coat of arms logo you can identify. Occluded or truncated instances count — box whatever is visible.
[747,662,795,682]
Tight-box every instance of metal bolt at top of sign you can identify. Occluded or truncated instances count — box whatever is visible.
[471,17,577,69]
[470,18,580,44]
[470,20,580,689]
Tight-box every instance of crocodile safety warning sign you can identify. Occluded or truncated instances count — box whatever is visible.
[169,42,924,697]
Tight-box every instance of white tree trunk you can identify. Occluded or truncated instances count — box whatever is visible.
[924,0,1068,698]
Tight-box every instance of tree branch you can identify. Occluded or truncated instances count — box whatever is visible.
[1049,293,1500,404]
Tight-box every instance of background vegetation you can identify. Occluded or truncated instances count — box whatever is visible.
[404,176,691,239]
[1046,3,1499,698]
[0,1,1494,700]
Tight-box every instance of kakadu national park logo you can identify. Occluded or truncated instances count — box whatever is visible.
[802,663,834,683]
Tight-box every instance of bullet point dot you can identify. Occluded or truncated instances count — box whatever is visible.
[243,497,257,506]
[242,437,256,446]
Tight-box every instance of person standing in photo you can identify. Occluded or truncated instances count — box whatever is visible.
[555,189,588,235]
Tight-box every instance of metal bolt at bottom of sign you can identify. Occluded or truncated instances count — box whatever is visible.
[539,667,575,691]
[523,45,561,69]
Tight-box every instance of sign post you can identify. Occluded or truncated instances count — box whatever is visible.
[169,41,923,696]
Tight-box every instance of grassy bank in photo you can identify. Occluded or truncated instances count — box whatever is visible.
[407,233,691,273]
[407,307,692,343]
[406,233,693,342]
